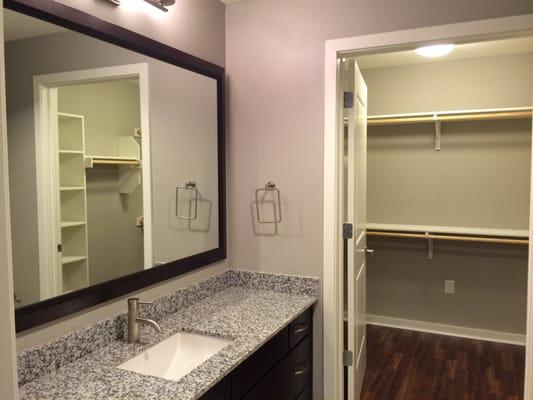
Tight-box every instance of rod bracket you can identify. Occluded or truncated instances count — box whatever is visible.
[434,115,441,151]
[426,232,434,260]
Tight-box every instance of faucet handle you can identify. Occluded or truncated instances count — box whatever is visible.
[128,298,153,306]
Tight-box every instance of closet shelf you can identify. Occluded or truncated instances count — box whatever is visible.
[59,150,84,155]
[60,186,85,191]
[367,231,528,245]
[62,256,87,265]
[366,107,533,126]
[366,223,529,238]
[367,223,529,246]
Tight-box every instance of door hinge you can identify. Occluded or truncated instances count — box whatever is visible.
[343,223,353,240]
[57,244,63,252]
[343,350,354,366]
[344,91,354,108]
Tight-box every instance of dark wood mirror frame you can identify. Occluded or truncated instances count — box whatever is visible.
[5,0,226,332]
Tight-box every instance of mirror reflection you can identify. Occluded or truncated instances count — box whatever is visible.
[5,9,220,307]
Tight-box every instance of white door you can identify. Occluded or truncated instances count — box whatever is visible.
[346,60,368,400]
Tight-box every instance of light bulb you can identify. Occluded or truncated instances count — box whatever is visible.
[415,44,455,58]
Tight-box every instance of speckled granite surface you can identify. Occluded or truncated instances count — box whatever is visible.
[18,270,318,400]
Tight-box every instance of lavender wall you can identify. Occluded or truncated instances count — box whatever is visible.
[57,0,225,66]
[225,0,533,397]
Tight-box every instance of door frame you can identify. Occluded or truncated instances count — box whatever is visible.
[0,1,21,398]
[34,63,152,299]
[323,14,533,400]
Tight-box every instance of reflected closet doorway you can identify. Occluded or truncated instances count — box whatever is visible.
[33,64,152,300]
[323,14,533,400]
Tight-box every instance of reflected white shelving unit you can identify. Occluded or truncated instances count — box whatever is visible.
[57,112,90,293]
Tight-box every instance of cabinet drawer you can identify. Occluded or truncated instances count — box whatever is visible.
[242,335,311,400]
[232,327,289,399]
[289,308,311,349]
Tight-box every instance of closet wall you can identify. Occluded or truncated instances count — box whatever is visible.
[361,52,533,337]
[58,80,144,285]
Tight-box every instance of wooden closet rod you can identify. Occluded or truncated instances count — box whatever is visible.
[367,230,529,245]
[367,109,532,126]
[92,159,140,166]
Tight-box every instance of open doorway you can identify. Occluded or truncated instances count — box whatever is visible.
[32,64,152,300]
[349,36,531,399]
[323,15,533,400]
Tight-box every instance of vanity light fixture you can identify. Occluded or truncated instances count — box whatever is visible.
[415,44,455,58]
[144,0,175,12]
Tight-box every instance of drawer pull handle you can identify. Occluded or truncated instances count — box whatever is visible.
[293,324,309,334]
[294,364,309,376]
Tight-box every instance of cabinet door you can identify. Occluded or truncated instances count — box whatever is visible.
[200,376,231,400]
[289,308,311,349]
[232,327,289,399]
[243,336,311,400]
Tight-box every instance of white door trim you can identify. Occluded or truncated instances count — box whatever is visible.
[0,1,20,397]
[323,14,533,400]
[33,63,153,299]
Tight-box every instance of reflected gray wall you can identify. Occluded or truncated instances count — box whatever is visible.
[7,28,218,307]
[59,80,144,285]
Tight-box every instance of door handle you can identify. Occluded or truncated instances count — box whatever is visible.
[294,364,309,376]
[365,248,375,255]
[293,324,309,334]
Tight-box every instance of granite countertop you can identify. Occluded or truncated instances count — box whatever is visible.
[18,270,318,400]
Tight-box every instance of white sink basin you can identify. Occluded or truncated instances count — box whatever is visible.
[118,332,232,381]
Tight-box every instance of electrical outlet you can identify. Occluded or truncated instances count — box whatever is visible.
[444,280,455,294]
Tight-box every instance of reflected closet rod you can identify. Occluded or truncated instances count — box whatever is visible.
[367,230,529,245]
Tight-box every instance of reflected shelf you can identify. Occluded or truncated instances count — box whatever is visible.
[60,186,85,191]
[62,256,87,265]
[61,221,86,228]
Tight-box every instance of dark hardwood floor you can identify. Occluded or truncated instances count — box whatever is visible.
[360,325,525,400]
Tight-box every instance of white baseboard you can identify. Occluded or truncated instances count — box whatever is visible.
[366,314,526,346]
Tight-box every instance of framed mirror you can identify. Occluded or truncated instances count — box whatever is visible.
[5,0,226,331]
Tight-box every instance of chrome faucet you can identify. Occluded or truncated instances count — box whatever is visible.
[127,298,162,344]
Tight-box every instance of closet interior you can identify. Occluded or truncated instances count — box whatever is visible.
[57,79,145,291]
[350,36,533,397]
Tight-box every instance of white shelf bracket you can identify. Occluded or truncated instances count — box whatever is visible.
[434,115,441,151]
[426,231,434,260]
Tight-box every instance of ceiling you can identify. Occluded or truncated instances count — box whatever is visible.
[357,36,533,69]
[3,9,66,42]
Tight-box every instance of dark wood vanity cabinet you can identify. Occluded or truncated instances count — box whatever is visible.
[200,307,313,400]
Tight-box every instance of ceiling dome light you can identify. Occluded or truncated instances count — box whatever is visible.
[415,44,456,58]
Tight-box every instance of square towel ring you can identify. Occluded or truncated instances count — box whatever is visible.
[255,182,282,224]
[176,181,199,220]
